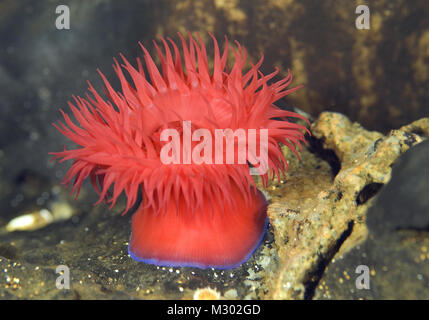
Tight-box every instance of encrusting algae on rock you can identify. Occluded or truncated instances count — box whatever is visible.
[264,112,428,300]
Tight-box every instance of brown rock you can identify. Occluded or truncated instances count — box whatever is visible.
[264,112,427,299]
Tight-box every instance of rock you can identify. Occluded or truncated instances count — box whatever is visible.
[313,231,429,300]
[366,139,429,233]
[313,139,429,299]
[154,0,429,132]
[264,112,428,299]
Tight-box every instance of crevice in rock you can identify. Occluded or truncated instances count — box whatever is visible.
[356,183,384,205]
[303,220,354,300]
[406,127,427,138]
[307,136,341,177]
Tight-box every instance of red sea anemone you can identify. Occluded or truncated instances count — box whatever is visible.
[51,33,309,269]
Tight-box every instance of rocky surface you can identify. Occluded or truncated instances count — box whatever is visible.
[264,112,428,299]
[148,0,429,132]
[314,139,429,299]
[1,112,428,299]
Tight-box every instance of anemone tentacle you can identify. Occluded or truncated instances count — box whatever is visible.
[52,33,309,215]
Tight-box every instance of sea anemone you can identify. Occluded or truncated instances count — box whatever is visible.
[51,33,309,269]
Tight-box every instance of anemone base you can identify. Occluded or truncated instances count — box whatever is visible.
[128,188,268,269]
